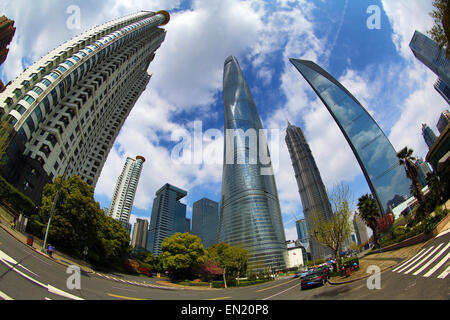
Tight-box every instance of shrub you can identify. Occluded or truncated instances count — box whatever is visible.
[343,256,359,266]
[0,175,36,216]
[393,226,407,238]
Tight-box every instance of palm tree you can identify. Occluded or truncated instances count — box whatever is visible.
[397,147,429,218]
[357,194,381,249]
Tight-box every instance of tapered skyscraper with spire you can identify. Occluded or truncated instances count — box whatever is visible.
[218,56,287,273]
[285,121,333,260]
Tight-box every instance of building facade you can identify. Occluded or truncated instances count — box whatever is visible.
[0,16,16,92]
[218,56,287,273]
[286,246,306,270]
[353,212,369,247]
[437,110,450,134]
[147,183,187,256]
[286,122,333,260]
[0,11,170,205]
[290,59,411,215]
[422,124,438,149]
[295,219,309,250]
[131,218,149,250]
[108,156,145,226]
[409,31,450,90]
[434,79,450,105]
[192,198,219,248]
[416,158,433,188]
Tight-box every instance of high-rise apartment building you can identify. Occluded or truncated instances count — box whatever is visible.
[131,218,149,250]
[147,183,187,256]
[286,122,333,260]
[0,11,170,204]
[192,198,219,248]
[108,156,145,226]
[422,123,438,149]
[218,56,287,273]
[290,59,411,215]
[353,212,369,247]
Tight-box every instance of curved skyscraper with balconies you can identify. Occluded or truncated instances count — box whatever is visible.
[0,10,170,204]
[290,59,411,214]
[218,56,287,273]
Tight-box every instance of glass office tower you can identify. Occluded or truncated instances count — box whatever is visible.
[218,56,287,273]
[290,59,411,214]
[286,122,333,260]
[192,198,219,248]
[422,124,438,149]
[147,183,187,256]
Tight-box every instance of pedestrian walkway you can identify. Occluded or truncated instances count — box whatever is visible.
[391,239,450,280]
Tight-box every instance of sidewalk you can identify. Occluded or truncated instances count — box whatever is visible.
[329,208,450,285]
[0,209,94,274]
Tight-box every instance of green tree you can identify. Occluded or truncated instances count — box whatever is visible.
[228,246,248,286]
[357,194,381,249]
[0,121,13,167]
[429,0,450,58]
[307,183,353,271]
[207,242,235,288]
[397,147,429,218]
[159,233,207,280]
[37,175,131,268]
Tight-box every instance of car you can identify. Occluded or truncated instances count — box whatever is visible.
[300,271,327,290]
[292,272,301,279]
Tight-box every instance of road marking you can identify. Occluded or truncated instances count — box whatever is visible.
[0,250,39,277]
[413,243,450,276]
[392,248,426,272]
[393,246,435,273]
[207,296,232,300]
[262,282,301,300]
[0,249,84,300]
[107,293,148,300]
[423,251,450,277]
[437,265,450,279]
[256,278,298,292]
[0,290,13,300]
[403,243,444,274]
[436,228,450,238]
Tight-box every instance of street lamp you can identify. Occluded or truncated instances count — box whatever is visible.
[41,157,72,253]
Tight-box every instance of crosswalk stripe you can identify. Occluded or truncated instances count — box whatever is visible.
[423,251,450,277]
[392,248,427,272]
[412,243,450,276]
[0,290,13,300]
[394,246,435,273]
[403,243,444,274]
[437,265,450,279]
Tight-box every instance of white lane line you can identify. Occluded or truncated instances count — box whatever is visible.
[0,249,84,300]
[0,290,14,300]
[413,243,450,276]
[437,265,450,279]
[403,243,444,274]
[392,248,427,272]
[394,246,435,273]
[436,228,450,238]
[262,282,301,300]
[423,251,450,278]
[0,250,40,277]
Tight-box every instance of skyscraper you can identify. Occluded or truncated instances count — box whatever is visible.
[353,212,369,247]
[147,183,187,256]
[295,219,310,252]
[218,56,287,273]
[437,110,450,134]
[290,59,411,215]
[192,198,219,248]
[409,31,450,89]
[0,10,170,204]
[131,218,149,250]
[434,79,450,105]
[108,156,145,226]
[416,158,433,188]
[422,123,438,149]
[286,122,333,260]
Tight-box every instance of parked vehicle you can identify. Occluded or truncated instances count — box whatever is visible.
[300,271,327,290]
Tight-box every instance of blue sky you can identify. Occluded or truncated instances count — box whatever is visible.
[1,0,447,241]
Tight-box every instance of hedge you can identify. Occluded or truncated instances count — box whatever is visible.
[212,278,271,288]
[0,175,36,215]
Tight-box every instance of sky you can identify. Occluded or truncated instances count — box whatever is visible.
[0,0,447,242]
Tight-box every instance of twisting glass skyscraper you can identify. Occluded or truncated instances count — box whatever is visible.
[218,56,287,273]
[290,59,411,214]
[286,122,333,260]
[0,10,170,204]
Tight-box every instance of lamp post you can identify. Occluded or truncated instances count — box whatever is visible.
[41,157,72,253]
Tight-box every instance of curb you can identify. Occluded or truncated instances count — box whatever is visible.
[328,264,396,285]
[0,222,94,274]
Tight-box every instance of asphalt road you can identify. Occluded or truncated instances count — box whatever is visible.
[0,226,448,301]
